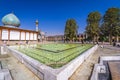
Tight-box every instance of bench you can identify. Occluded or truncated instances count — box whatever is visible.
[108,62,120,80]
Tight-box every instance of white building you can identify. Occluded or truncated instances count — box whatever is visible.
[0,13,38,45]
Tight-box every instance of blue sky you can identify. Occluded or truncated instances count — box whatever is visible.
[0,0,120,36]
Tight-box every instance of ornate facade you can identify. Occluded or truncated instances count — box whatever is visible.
[0,13,38,45]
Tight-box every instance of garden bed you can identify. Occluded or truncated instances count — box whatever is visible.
[15,43,93,68]
[3,43,98,80]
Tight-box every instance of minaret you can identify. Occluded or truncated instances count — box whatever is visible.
[35,19,39,31]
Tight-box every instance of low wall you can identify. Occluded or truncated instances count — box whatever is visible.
[0,62,1,70]
[90,64,106,80]
[0,69,13,80]
[54,45,98,80]
[4,45,98,80]
[91,56,120,80]
[0,57,13,80]
[0,46,7,55]
[100,56,120,64]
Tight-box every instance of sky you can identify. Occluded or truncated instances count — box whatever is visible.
[0,0,120,36]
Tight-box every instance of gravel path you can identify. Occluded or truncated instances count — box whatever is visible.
[69,45,120,80]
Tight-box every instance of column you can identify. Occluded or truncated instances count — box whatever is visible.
[0,30,2,44]
[8,29,10,44]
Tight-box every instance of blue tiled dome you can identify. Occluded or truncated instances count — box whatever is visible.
[2,13,20,27]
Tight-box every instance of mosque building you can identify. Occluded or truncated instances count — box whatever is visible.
[0,13,39,45]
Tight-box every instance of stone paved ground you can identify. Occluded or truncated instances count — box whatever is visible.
[0,54,40,80]
[0,44,120,80]
[69,45,120,80]
[108,62,120,80]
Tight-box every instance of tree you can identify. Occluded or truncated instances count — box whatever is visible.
[103,7,120,44]
[64,19,78,42]
[86,11,101,44]
[112,24,120,42]
[99,23,109,42]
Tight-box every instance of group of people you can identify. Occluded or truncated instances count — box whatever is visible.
[3,40,29,45]
[112,40,120,47]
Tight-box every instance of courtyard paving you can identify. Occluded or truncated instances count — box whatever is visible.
[0,54,40,80]
[0,44,120,80]
[69,45,120,80]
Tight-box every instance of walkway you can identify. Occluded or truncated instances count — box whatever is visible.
[0,45,120,80]
[108,62,120,80]
[0,54,40,80]
[69,45,120,80]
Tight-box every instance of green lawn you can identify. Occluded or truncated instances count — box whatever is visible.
[15,43,93,68]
